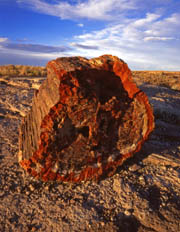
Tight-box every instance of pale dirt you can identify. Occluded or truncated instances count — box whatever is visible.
[0,72,180,232]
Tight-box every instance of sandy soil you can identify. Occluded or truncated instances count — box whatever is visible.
[0,72,180,232]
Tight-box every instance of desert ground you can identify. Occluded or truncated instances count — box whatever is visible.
[0,65,180,231]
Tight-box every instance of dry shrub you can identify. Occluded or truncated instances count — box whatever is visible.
[0,65,47,77]
[132,71,180,91]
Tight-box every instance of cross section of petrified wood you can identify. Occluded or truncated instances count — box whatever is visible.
[18,55,154,182]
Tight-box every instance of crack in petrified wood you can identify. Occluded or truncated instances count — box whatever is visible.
[18,55,154,182]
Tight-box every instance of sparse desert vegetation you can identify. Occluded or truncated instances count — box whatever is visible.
[132,71,180,91]
[0,65,179,91]
[0,64,47,77]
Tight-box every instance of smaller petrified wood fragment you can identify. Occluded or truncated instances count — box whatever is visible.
[18,55,154,182]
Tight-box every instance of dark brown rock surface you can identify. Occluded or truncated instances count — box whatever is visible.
[18,55,154,182]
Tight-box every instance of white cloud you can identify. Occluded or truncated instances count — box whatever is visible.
[4,43,71,53]
[166,13,180,23]
[0,37,8,43]
[77,23,84,27]
[71,12,180,70]
[17,0,137,20]
[143,13,180,38]
[17,0,179,21]
[0,40,73,66]
[144,36,174,41]
[132,13,161,27]
[70,42,98,50]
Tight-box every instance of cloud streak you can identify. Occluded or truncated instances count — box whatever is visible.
[17,0,137,20]
[4,43,71,53]
[72,12,180,70]
[143,36,175,41]
[70,42,99,50]
[17,0,179,21]
[77,23,84,27]
[0,37,9,43]
[0,40,74,65]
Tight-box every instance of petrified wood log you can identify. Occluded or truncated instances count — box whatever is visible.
[18,55,154,182]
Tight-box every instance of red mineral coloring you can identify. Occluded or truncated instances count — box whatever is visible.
[19,55,154,182]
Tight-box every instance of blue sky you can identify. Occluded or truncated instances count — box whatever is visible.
[0,0,180,70]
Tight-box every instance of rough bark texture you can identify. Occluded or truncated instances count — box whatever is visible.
[18,55,154,182]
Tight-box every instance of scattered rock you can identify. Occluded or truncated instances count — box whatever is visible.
[113,178,123,195]
[124,209,133,216]
[129,163,141,172]
[100,221,105,226]
[29,184,35,191]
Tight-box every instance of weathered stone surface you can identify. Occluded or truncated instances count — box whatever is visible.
[18,55,154,182]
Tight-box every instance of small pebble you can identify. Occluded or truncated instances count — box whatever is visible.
[129,164,141,172]
[44,186,49,191]
[31,227,36,232]
[124,209,132,216]
[161,165,166,170]
[139,176,145,184]
[70,199,75,204]
[100,222,105,227]
[17,186,21,193]
[29,184,35,191]
[26,191,30,195]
